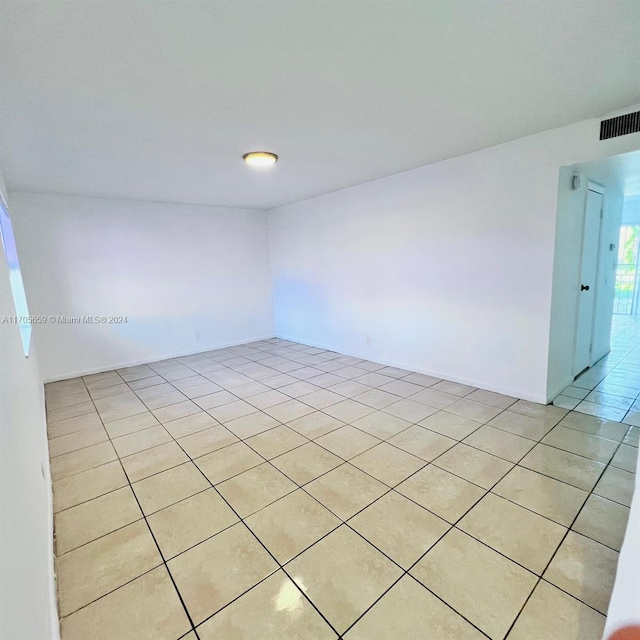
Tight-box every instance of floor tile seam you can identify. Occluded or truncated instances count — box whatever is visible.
[151,409,343,638]
[73,376,202,639]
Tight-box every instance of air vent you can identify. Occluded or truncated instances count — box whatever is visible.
[600,110,640,140]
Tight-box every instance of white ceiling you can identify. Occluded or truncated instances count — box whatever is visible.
[1,1,640,210]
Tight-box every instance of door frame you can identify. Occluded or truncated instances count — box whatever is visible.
[572,181,605,378]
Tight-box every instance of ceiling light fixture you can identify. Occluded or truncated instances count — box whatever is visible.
[243,151,278,167]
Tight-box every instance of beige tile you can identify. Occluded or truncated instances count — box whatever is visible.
[89,383,130,400]
[168,522,278,624]
[55,486,142,554]
[351,412,412,440]
[177,424,238,458]
[544,531,619,614]
[103,412,159,439]
[542,425,619,463]
[162,411,218,439]
[121,441,189,482]
[509,399,568,425]
[47,402,97,430]
[286,412,342,439]
[380,379,425,398]
[148,489,239,559]
[520,444,605,491]
[431,380,477,397]
[573,493,630,551]
[327,380,371,398]
[508,580,605,640]
[196,441,264,485]
[132,462,209,514]
[352,388,402,409]
[315,425,380,460]
[387,425,456,461]
[349,492,449,569]
[127,375,165,390]
[559,411,629,441]
[246,389,290,409]
[224,411,281,439]
[197,570,337,639]
[193,389,238,410]
[56,520,162,616]
[246,425,308,459]
[49,425,108,458]
[278,380,321,398]
[488,410,553,441]
[111,425,172,458]
[217,463,297,517]
[47,411,102,439]
[463,424,535,462]
[53,461,128,513]
[319,399,375,424]
[411,528,536,639]
[95,394,148,423]
[383,398,437,422]
[271,442,342,485]
[345,575,485,640]
[593,465,635,506]
[245,490,340,563]
[83,371,123,390]
[287,525,402,634]
[136,382,176,402]
[458,492,566,574]
[493,466,588,526]
[350,442,426,486]
[60,566,191,640]
[298,388,344,410]
[410,387,458,409]
[396,464,485,523]
[611,443,638,472]
[51,441,118,481]
[466,389,516,408]
[264,398,316,423]
[143,390,189,410]
[46,389,91,410]
[152,400,201,423]
[418,410,482,440]
[445,398,502,423]
[434,443,513,489]
[306,463,388,519]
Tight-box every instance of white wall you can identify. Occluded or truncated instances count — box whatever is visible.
[622,195,640,224]
[268,117,640,403]
[10,193,275,381]
[0,174,59,638]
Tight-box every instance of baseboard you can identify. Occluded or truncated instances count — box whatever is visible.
[277,333,548,404]
[42,334,276,383]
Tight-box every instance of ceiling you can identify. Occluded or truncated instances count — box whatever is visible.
[1,1,640,210]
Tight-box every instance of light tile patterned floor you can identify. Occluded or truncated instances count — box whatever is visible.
[46,338,638,640]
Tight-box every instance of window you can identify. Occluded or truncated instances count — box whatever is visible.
[0,201,32,356]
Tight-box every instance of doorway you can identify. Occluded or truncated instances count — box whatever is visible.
[613,223,640,315]
[573,186,604,377]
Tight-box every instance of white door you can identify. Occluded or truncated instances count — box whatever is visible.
[574,188,603,376]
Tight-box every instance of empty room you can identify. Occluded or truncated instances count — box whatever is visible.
[2,1,640,639]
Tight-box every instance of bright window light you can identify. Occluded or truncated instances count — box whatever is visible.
[0,202,32,356]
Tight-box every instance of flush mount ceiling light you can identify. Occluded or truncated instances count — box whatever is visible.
[243,151,278,167]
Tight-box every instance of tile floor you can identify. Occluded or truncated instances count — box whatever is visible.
[46,338,638,640]
[554,314,640,423]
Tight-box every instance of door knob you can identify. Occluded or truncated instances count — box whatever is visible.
[581,284,590,291]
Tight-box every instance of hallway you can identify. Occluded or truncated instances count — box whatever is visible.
[554,315,640,424]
